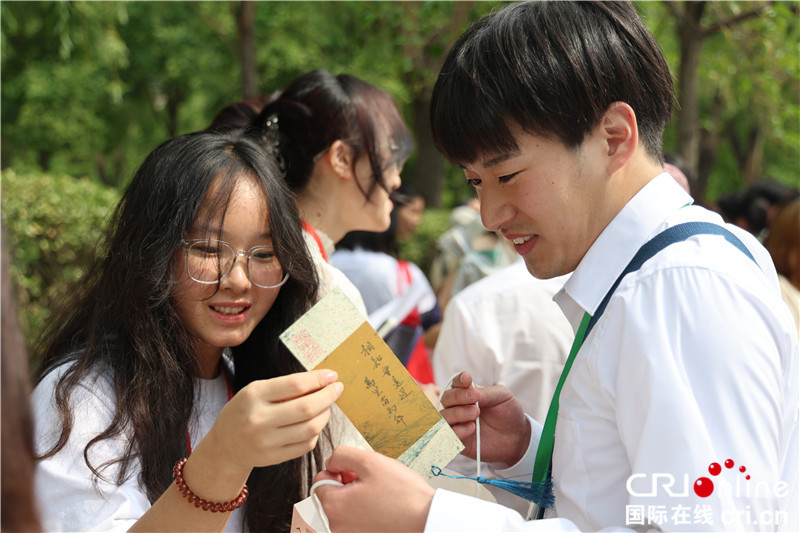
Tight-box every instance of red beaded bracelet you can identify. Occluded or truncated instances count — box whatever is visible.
[172,457,249,513]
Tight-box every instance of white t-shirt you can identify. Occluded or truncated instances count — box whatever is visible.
[32,364,244,532]
[425,174,799,532]
[32,361,367,532]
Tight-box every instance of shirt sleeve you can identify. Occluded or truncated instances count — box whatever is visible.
[32,368,150,532]
[425,489,581,532]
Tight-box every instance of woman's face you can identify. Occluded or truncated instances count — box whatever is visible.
[396,196,425,241]
[172,174,282,372]
[350,150,402,233]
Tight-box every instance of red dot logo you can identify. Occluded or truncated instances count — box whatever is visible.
[694,477,714,498]
[695,458,749,497]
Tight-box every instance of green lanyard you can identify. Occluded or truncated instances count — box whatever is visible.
[531,311,591,501]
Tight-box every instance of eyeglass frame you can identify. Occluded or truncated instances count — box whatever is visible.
[180,239,289,289]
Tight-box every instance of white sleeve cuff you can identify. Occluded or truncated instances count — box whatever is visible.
[425,488,579,533]
[489,414,542,478]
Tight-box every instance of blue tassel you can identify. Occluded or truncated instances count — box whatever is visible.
[431,466,554,509]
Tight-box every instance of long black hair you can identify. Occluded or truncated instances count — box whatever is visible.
[34,130,324,531]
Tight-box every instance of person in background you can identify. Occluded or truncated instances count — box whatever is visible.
[663,152,692,195]
[393,185,427,242]
[312,2,798,531]
[717,178,798,241]
[428,196,518,314]
[209,70,415,317]
[31,130,353,532]
[764,195,800,336]
[331,185,440,368]
[432,259,572,514]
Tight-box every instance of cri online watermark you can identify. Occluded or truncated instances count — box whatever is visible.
[625,459,789,528]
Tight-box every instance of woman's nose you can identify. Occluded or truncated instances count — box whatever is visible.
[221,256,252,291]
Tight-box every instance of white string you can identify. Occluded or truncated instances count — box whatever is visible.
[436,373,481,498]
[308,479,343,533]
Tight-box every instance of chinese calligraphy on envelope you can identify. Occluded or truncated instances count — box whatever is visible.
[280,287,464,478]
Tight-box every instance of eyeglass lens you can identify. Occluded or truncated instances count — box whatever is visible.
[185,240,283,288]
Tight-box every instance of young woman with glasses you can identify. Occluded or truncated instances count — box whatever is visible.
[31,130,358,532]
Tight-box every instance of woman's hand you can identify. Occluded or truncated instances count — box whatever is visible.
[207,369,344,471]
[440,371,530,466]
[133,370,343,532]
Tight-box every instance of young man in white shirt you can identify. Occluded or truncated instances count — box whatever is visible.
[313,2,799,531]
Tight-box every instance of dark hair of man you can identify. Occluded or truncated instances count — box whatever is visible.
[430,1,674,166]
[254,69,414,201]
[33,130,324,532]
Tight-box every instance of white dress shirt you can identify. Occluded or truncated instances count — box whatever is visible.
[432,260,573,513]
[433,260,572,424]
[425,174,799,532]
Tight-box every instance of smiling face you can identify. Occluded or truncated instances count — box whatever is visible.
[462,126,610,279]
[172,173,281,372]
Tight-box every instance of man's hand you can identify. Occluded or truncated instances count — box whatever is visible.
[440,371,531,467]
[314,446,436,532]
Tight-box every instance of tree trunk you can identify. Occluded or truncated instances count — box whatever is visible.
[37,151,50,172]
[674,1,706,181]
[742,125,765,186]
[696,92,725,204]
[400,1,474,208]
[411,90,445,207]
[165,84,183,138]
[234,1,259,100]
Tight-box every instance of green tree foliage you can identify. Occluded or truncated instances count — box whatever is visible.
[2,1,798,346]
[638,1,800,201]
[1,169,120,348]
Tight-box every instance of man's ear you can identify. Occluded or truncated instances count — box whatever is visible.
[326,140,355,180]
[601,102,638,175]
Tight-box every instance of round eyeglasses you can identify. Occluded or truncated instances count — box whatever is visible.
[181,239,288,289]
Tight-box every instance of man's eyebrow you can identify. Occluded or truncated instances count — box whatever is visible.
[459,149,521,171]
[482,151,519,168]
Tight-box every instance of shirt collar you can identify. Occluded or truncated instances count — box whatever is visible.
[554,173,693,332]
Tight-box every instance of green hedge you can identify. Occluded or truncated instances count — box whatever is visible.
[1,169,120,348]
